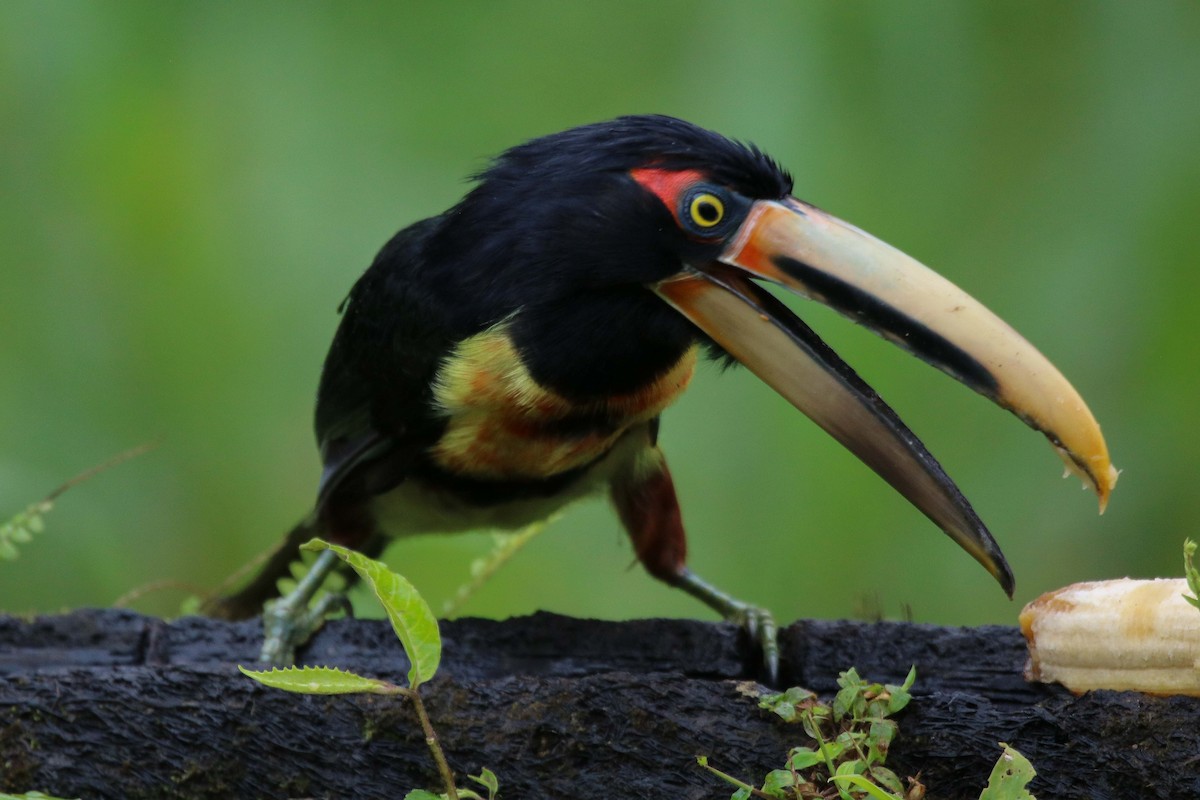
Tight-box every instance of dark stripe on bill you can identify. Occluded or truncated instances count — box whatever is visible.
[773,255,999,396]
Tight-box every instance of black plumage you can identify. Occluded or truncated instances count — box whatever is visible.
[209,115,796,619]
[205,114,1115,683]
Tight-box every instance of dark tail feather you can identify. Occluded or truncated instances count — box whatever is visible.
[200,516,321,620]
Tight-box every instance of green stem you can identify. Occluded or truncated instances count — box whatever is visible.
[442,520,551,616]
[403,687,459,800]
[696,757,771,798]
[801,710,854,800]
[44,440,159,502]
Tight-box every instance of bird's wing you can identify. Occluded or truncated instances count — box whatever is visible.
[312,218,457,520]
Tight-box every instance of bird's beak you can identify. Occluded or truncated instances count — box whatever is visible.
[654,198,1117,596]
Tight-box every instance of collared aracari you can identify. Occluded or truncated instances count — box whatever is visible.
[205,115,1117,678]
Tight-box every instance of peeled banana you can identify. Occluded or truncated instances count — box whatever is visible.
[1020,578,1200,696]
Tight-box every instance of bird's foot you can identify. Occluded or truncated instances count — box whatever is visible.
[727,602,779,684]
[259,591,349,665]
[673,568,780,685]
[257,548,346,665]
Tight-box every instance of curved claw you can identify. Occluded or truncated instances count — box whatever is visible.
[737,604,779,686]
[673,568,781,684]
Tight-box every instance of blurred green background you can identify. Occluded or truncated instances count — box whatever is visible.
[3,2,1198,629]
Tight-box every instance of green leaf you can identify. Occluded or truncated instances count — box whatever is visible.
[1184,539,1200,611]
[731,789,751,800]
[868,718,898,761]
[869,718,897,741]
[817,739,846,761]
[979,743,1038,800]
[869,765,904,793]
[800,710,824,740]
[178,594,202,615]
[885,666,916,713]
[834,679,863,719]
[771,700,797,721]
[808,704,831,719]
[782,686,815,704]
[829,774,905,800]
[787,746,824,770]
[302,538,442,688]
[468,767,500,798]
[403,791,445,800]
[238,664,399,695]
[759,685,814,722]
[761,769,796,793]
[837,667,863,689]
[0,794,81,800]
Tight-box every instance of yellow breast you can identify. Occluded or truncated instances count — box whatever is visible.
[430,320,697,479]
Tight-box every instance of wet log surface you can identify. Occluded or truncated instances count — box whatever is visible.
[1,609,1197,799]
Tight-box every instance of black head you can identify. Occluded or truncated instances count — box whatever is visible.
[487,115,792,199]
[422,115,794,319]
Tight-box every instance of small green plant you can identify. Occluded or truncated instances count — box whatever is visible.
[405,769,498,800]
[240,539,498,800]
[699,666,920,799]
[701,670,1040,800]
[1,442,155,561]
[1183,539,1200,613]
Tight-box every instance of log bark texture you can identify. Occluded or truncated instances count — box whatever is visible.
[1,609,1197,799]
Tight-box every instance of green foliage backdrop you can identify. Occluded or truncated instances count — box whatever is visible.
[3,2,1198,628]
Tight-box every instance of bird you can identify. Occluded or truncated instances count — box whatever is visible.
[203,114,1117,678]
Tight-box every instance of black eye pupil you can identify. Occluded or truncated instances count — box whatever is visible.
[698,202,719,222]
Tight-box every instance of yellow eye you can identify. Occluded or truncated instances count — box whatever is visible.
[688,192,725,228]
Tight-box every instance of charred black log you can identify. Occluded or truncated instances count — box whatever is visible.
[1,610,1196,799]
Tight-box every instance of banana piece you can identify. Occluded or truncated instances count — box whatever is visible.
[1020,578,1200,696]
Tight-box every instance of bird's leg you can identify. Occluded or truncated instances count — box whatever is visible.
[259,548,347,665]
[610,439,781,683]
[671,567,779,684]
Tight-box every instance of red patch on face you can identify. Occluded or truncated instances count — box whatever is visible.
[630,167,706,226]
